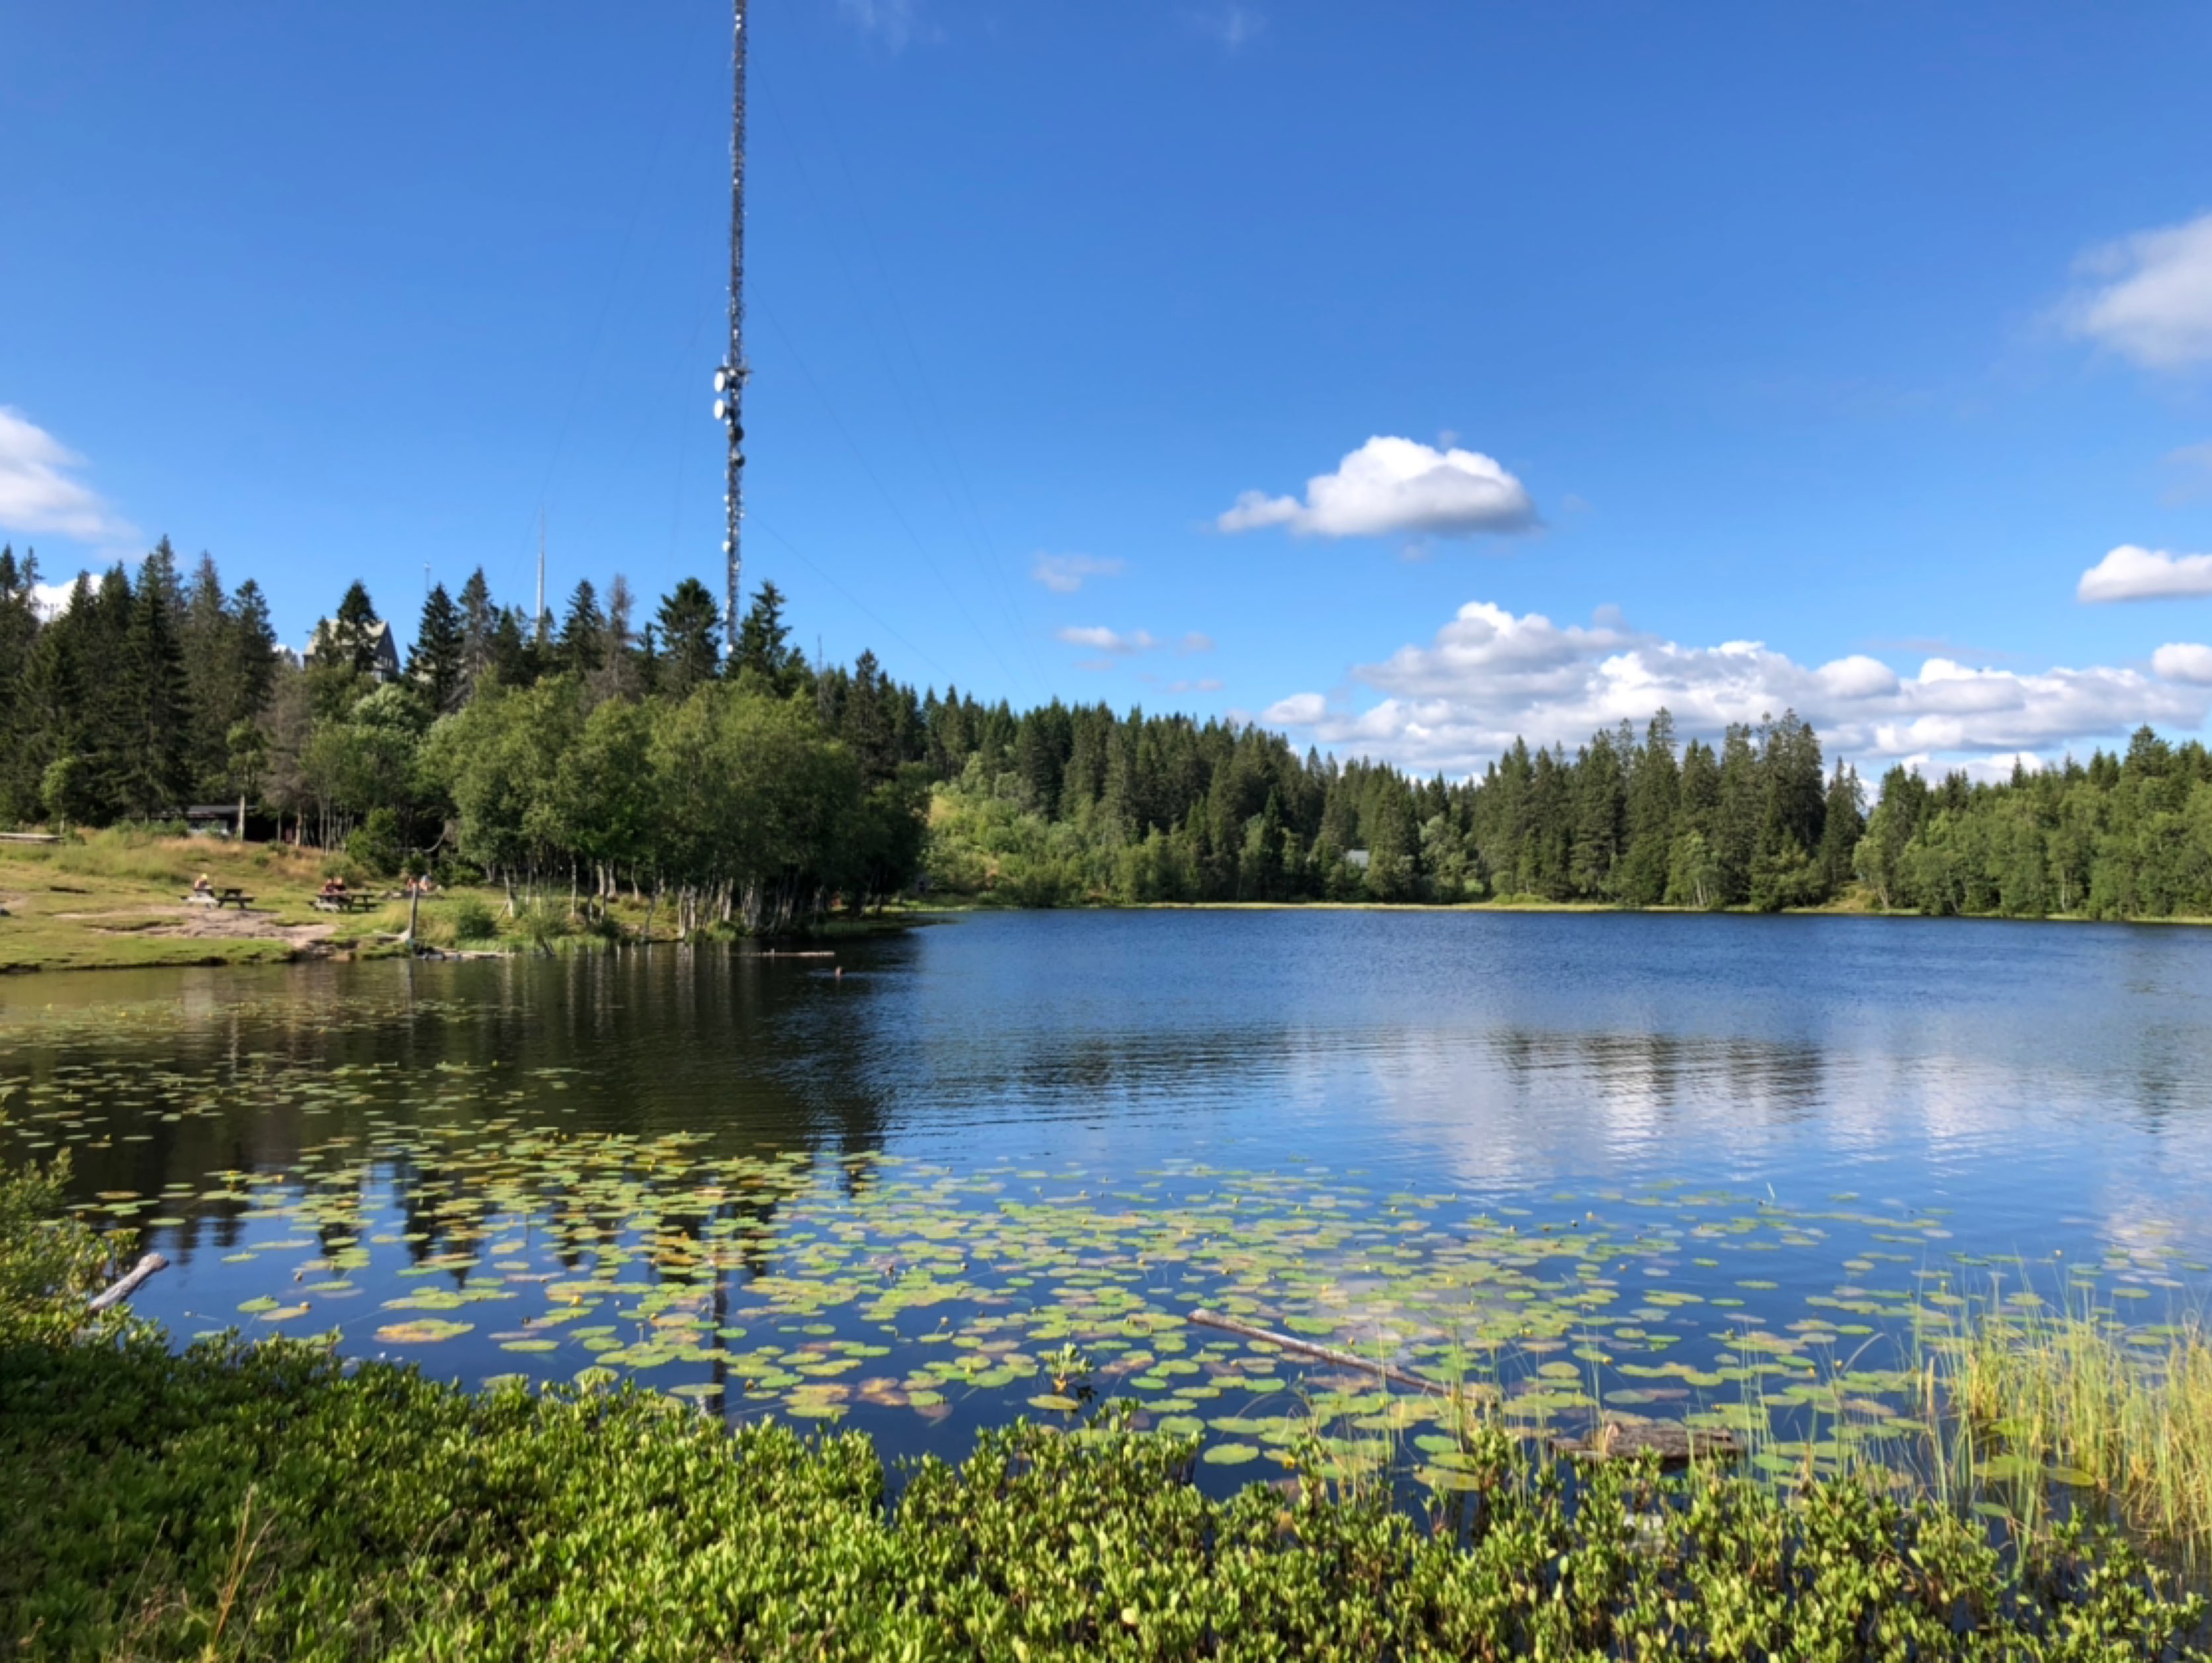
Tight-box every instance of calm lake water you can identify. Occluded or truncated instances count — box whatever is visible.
[6,910,2211,1485]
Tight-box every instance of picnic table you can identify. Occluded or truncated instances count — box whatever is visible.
[183,887,251,910]
[312,892,372,914]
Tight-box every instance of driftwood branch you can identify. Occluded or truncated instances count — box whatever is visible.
[1189,1308,1453,1396]
[88,1251,168,1313]
[1549,1422,1741,1466]
[1189,1310,1740,1467]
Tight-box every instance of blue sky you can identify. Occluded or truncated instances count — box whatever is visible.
[5,1,2212,776]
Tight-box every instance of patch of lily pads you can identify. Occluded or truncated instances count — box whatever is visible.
[5,993,2209,1508]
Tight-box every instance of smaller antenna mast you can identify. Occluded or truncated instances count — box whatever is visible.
[536,509,547,644]
[715,0,749,652]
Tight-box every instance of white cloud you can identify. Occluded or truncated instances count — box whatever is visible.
[30,579,79,621]
[2077,543,2212,603]
[1056,625,1158,655]
[1257,597,2209,774]
[1218,436,1536,540]
[2063,211,2212,371]
[2153,642,2212,685]
[1183,2,1265,48]
[0,407,135,544]
[1816,654,1900,699]
[1262,693,1327,726]
[1031,552,1125,594]
[837,0,924,50]
[1055,623,1214,658]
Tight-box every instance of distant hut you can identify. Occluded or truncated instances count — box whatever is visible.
[304,616,400,683]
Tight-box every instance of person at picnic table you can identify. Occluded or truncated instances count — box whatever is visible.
[319,876,348,899]
[192,873,213,896]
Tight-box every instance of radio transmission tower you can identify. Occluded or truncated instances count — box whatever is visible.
[713,0,749,652]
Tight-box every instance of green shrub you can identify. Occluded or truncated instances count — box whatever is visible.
[1,1331,2205,1660]
[449,896,499,943]
[0,1136,109,1346]
[514,902,570,953]
[345,807,405,878]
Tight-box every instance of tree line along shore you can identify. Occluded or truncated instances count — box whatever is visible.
[5,540,2212,943]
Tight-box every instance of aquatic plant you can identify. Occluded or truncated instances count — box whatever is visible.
[1927,1291,2212,1561]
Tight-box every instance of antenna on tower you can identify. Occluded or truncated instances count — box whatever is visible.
[714,0,750,652]
[536,507,548,644]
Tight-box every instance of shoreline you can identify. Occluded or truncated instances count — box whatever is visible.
[11,893,2211,978]
[934,896,2212,925]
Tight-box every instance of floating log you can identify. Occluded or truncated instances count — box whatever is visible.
[1188,1308,1453,1397]
[762,949,835,959]
[1549,1420,1741,1467]
[88,1251,169,1313]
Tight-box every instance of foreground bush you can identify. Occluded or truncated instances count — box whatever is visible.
[3,1332,2207,1661]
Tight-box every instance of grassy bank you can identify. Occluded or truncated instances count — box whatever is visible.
[0,832,364,973]
[0,830,933,974]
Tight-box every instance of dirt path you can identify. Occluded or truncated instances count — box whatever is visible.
[55,904,341,952]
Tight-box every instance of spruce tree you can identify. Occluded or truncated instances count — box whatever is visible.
[1617,709,1680,905]
[1713,724,1762,905]
[116,557,193,818]
[0,547,44,820]
[458,568,497,695]
[409,583,467,712]
[228,581,276,710]
[326,580,384,677]
[735,580,808,696]
[179,554,235,792]
[654,577,721,694]
[558,579,607,676]
[587,575,641,704]
[1816,764,1866,898]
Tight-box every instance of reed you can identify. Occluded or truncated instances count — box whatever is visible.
[1925,1289,2212,1560]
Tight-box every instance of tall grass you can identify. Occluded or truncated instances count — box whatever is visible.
[1926,1291,2212,1562]
[24,828,327,890]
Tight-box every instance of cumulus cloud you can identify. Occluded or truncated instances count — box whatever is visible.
[2077,544,2212,603]
[2063,211,2212,371]
[1262,693,1328,726]
[1057,625,1157,655]
[1055,624,1214,659]
[2153,642,2212,685]
[0,407,134,544]
[31,579,79,621]
[1218,437,1536,540]
[1031,552,1125,593]
[1255,598,2209,775]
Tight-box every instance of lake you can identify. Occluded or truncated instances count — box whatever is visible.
[5,909,2210,1490]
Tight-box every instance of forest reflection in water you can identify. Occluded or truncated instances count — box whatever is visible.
[3,910,2211,1485]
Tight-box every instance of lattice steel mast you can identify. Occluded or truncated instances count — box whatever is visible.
[714,0,749,651]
